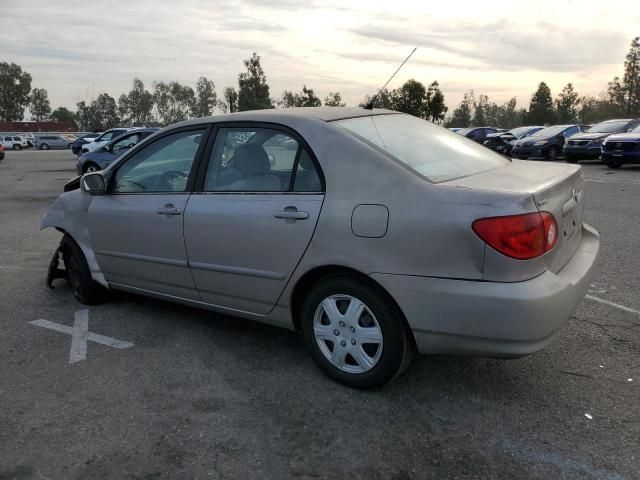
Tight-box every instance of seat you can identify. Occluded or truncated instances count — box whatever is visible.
[224,144,281,191]
[294,152,322,191]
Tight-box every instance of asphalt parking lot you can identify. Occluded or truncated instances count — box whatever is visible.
[1,149,639,480]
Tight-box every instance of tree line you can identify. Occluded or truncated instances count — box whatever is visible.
[447,37,640,128]
[0,36,638,130]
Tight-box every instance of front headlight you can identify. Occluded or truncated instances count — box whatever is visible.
[533,141,548,146]
[590,138,603,145]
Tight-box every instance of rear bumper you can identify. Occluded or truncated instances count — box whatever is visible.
[371,224,600,357]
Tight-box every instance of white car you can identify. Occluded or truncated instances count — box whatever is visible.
[81,128,134,153]
[1,135,25,150]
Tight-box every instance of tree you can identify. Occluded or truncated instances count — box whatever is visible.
[555,83,580,123]
[278,85,322,108]
[472,93,489,126]
[446,91,473,127]
[218,87,238,113]
[50,106,76,124]
[527,82,556,125]
[238,53,272,111]
[390,79,427,118]
[194,76,217,118]
[324,91,345,107]
[425,81,447,123]
[117,94,130,123]
[94,93,120,129]
[29,88,51,122]
[498,97,525,129]
[125,78,154,125]
[153,81,195,125]
[76,101,98,130]
[0,62,32,121]
[359,89,393,109]
[578,94,621,123]
[622,37,640,115]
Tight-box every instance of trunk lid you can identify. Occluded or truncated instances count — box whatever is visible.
[446,160,586,273]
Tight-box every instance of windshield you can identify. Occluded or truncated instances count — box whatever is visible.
[587,120,630,133]
[335,114,509,183]
[530,125,567,137]
[505,127,532,137]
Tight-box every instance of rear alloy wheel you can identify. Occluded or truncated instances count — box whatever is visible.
[546,146,558,161]
[13,145,21,150]
[61,235,110,305]
[40,144,49,150]
[301,275,413,388]
[606,159,623,169]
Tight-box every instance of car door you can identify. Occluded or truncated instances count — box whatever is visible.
[88,126,209,299]
[183,124,325,315]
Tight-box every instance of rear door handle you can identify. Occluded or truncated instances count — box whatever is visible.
[157,204,182,216]
[274,209,309,220]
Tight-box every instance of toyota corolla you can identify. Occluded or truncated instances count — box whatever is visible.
[42,108,599,388]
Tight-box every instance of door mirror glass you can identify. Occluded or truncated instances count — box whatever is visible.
[81,172,106,193]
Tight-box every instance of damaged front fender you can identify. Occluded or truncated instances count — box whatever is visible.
[41,189,109,288]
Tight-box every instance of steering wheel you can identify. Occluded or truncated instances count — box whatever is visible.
[156,169,188,190]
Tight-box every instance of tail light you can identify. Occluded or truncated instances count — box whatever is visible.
[472,212,558,260]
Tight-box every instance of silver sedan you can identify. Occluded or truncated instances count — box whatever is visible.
[42,108,600,388]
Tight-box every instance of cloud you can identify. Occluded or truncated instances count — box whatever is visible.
[350,21,628,72]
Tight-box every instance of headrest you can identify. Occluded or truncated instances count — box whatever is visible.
[233,144,270,175]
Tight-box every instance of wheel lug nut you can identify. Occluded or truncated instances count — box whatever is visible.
[339,321,346,327]
[351,339,356,345]
[349,326,355,332]
[334,329,340,336]
[340,340,347,347]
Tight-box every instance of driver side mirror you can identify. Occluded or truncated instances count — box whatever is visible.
[103,144,112,152]
[81,172,107,194]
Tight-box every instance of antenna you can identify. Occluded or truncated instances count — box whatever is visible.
[364,47,417,110]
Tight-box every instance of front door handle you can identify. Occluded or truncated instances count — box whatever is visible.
[274,207,309,221]
[157,204,182,216]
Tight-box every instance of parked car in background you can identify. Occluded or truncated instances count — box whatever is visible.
[71,133,102,155]
[511,124,588,160]
[34,134,72,150]
[2,135,21,150]
[601,124,640,168]
[0,143,4,161]
[42,107,599,388]
[455,127,499,143]
[81,128,134,153]
[483,126,544,156]
[19,133,35,147]
[12,136,29,149]
[564,118,640,163]
[77,128,159,174]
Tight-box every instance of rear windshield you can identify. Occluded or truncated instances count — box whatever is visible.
[334,114,509,183]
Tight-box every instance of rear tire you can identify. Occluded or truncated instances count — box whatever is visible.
[546,146,559,161]
[300,274,414,388]
[61,235,110,305]
[13,145,21,150]
[40,144,49,150]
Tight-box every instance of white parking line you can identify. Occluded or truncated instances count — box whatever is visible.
[585,295,640,316]
[29,310,134,364]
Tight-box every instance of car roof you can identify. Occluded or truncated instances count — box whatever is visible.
[175,107,400,127]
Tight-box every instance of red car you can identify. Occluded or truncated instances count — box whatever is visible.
[0,143,5,162]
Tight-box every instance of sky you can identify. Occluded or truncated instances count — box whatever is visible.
[1,0,639,115]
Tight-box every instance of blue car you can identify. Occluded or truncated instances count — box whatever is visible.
[601,124,640,168]
[77,128,159,174]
